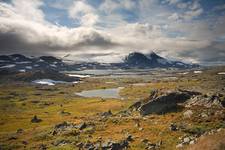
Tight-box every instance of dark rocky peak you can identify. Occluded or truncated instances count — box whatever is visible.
[39,56,62,63]
[0,55,12,62]
[124,52,150,67]
[9,54,31,62]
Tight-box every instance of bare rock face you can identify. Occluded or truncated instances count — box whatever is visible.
[129,89,224,116]
[139,91,193,116]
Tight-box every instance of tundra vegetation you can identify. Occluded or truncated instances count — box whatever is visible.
[0,67,225,150]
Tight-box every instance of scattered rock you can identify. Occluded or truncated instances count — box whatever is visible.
[101,110,112,118]
[126,134,133,142]
[76,122,87,130]
[76,142,84,149]
[53,139,71,146]
[129,101,142,111]
[31,115,42,123]
[176,143,183,148]
[22,140,28,145]
[169,123,178,131]
[59,110,71,116]
[76,139,130,150]
[189,140,195,145]
[141,139,149,143]
[201,112,208,118]
[83,141,95,150]
[39,144,47,150]
[8,136,17,140]
[16,128,24,134]
[183,110,193,119]
[53,121,76,135]
[145,141,162,150]
[183,137,190,144]
[185,93,224,108]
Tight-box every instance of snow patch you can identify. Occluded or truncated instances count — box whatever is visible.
[19,69,26,72]
[33,79,66,85]
[38,59,44,62]
[15,61,31,64]
[157,58,168,65]
[218,72,225,75]
[194,71,202,74]
[33,79,79,85]
[67,74,90,78]
[34,64,39,67]
[50,64,57,67]
[176,62,184,66]
[25,66,32,69]
[178,72,189,75]
[0,64,16,68]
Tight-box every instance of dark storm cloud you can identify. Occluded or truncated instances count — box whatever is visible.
[0,23,119,55]
[178,42,225,65]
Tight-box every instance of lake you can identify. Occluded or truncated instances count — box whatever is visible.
[75,87,124,99]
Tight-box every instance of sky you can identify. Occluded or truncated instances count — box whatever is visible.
[0,0,225,64]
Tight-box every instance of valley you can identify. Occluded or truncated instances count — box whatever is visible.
[0,66,225,150]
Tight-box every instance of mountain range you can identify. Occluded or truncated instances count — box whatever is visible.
[0,52,199,73]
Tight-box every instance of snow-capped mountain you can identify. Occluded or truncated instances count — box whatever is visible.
[0,54,68,72]
[0,52,199,73]
[123,52,199,69]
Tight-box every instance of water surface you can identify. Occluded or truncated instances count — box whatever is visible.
[75,87,123,99]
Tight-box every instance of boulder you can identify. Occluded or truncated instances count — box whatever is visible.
[139,91,194,115]
[101,110,113,118]
[169,123,178,131]
[31,115,42,123]
[52,121,76,135]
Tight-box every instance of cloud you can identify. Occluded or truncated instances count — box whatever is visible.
[168,13,180,21]
[177,42,225,65]
[99,0,135,13]
[213,4,225,11]
[0,0,224,65]
[0,1,118,56]
[68,1,98,26]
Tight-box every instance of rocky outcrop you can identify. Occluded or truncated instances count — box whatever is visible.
[139,90,199,116]
[185,93,225,108]
[129,89,224,116]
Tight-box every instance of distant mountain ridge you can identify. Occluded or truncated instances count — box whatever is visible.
[0,52,199,72]
[123,52,199,69]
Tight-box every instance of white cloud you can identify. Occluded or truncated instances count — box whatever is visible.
[11,0,45,23]
[168,13,180,21]
[100,0,135,13]
[183,8,203,20]
[68,1,98,26]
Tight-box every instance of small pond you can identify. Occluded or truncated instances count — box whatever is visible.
[75,87,123,99]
